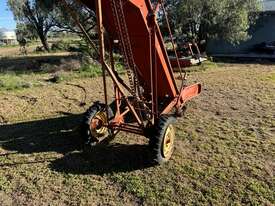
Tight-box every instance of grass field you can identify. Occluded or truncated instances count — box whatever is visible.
[0,63,274,205]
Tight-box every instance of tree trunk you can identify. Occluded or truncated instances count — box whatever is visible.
[38,32,50,52]
[197,24,208,54]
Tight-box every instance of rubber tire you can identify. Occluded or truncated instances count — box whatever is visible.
[149,115,176,165]
[82,101,114,146]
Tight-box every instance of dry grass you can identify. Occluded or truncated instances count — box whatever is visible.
[0,63,274,205]
[0,45,39,57]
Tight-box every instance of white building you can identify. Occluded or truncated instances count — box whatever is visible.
[0,29,17,45]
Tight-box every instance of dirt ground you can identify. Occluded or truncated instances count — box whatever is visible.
[0,52,82,75]
[0,63,274,205]
[0,45,40,57]
[0,45,82,73]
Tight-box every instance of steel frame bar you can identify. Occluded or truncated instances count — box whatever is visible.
[149,13,158,123]
[96,0,109,123]
[64,0,201,137]
[95,0,144,128]
[177,83,202,107]
[112,123,144,135]
[161,83,202,115]
[159,0,186,80]
[61,0,99,56]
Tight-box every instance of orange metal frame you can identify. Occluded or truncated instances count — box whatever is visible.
[64,0,201,135]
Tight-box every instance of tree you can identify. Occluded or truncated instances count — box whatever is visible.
[8,0,56,51]
[16,23,38,41]
[161,0,260,44]
[52,0,97,36]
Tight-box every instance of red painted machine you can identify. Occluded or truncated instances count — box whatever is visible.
[63,0,201,164]
[169,41,207,68]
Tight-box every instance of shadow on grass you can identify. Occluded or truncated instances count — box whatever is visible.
[0,114,83,154]
[50,144,153,175]
[212,56,275,65]
[50,144,152,175]
[0,114,153,174]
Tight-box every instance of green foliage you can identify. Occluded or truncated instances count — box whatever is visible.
[51,40,72,51]
[77,40,98,58]
[7,0,260,54]
[163,0,260,43]
[7,0,55,51]
[77,64,102,78]
[16,23,38,41]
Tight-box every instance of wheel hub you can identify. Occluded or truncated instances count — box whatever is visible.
[89,111,109,138]
[162,124,175,158]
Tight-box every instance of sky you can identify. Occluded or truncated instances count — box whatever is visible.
[0,0,16,30]
[0,0,274,31]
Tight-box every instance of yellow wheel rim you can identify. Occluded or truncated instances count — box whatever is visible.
[89,111,109,138]
[162,124,175,158]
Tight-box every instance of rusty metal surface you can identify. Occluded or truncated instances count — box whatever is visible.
[78,0,178,99]
[62,0,201,135]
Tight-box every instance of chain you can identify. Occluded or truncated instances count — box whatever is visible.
[110,0,141,98]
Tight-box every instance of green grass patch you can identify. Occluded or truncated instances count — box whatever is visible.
[0,44,18,49]
[0,73,33,91]
[111,173,172,203]
[184,60,220,73]
[76,64,103,78]
[266,73,275,83]
[0,63,125,91]
[112,174,147,199]
[260,72,275,84]
[46,64,103,83]
[51,63,124,83]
